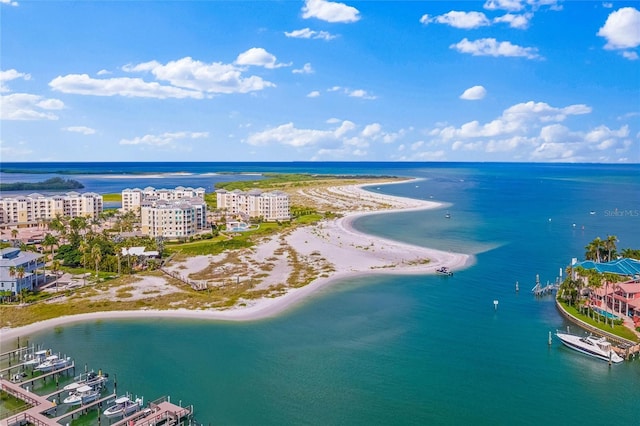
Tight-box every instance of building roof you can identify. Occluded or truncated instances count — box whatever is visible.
[0,248,44,268]
[121,247,159,257]
[573,258,640,277]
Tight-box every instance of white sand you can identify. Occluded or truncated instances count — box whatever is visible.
[0,182,472,342]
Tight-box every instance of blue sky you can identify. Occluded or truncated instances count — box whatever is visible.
[1,0,638,163]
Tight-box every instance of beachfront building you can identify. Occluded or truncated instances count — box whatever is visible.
[122,186,206,213]
[0,192,103,228]
[0,247,45,296]
[215,189,290,222]
[140,198,207,238]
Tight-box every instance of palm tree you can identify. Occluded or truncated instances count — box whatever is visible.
[43,233,58,260]
[51,259,61,292]
[11,228,18,240]
[16,266,26,303]
[91,245,102,278]
[605,235,618,262]
[8,266,16,303]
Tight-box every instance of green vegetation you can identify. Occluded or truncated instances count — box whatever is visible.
[215,173,400,192]
[101,193,122,202]
[0,177,84,191]
[558,300,638,342]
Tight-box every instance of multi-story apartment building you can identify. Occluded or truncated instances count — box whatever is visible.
[215,189,290,221]
[122,186,205,213]
[0,192,103,227]
[140,198,207,238]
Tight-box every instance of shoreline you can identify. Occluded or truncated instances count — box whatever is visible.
[0,181,473,343]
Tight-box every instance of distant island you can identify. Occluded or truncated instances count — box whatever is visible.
[0,177,85,191]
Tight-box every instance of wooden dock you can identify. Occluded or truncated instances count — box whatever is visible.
[0,376,116,426]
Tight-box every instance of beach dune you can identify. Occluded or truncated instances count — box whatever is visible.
[0,182,472,342]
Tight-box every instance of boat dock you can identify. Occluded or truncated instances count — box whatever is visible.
[0,344,198,426]
[531,274,559,297]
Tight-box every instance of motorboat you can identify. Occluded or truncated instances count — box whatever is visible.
[63,384,101,405]
[555,331,624,363]
[103,395,144,418]
[445,211,451,219]
[23,350,49,367]
[35,355,71,372]
[64,371,108,393]
[435,266,453,276]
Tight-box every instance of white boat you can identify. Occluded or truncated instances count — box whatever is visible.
[63,371,108,393]
[555,331,624,363]
[103,396,144,418]
[63,385,101,405]
[35,355,71,372]
[435,266,453,276]
[24,350,49,367]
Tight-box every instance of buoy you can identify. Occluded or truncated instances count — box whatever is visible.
[493,300,499,310]
[515,281,519,292]
[548,331,552,346]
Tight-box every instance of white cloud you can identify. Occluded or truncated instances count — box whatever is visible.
[63,126,96,135]
[597,7,640,49]
[302,0,360,23]
[421,11,490,29]
[0,0,19,6]
[460,85,487,100]
[307,90,321,98]
[96,69,111,76]
[120,131,208,147]
[235,48,290,69]
[50,74,204,98]
[451,38,541,59]
[493,13,532,29]
[431,101,591,141]
[284,28,336,40]
[115,56,276,96]
[347,89,376,99]
[585,124,629,143]
[483,0,525,12]
[246,122,350,147]
[245,120,405,154]
[293,63,314,74]
[0,69,31,93]
[325,86,376,99]
[602,2,613,8]
[621,51,639,60]
[1,93,64,120]
[361,123,381,138]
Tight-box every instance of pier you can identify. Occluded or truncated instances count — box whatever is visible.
[0,344,199,426]
[531,274,559,297]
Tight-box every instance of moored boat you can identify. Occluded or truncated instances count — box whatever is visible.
[63,385,102,405]
[35,355,72,372]
[23,350,49,367]
[555,331,623,363]
[103,395,144,418]
[63,370,108,393]
[435,266,453,276]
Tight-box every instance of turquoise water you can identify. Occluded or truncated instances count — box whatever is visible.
[2,163,639,424]
[593,307,621,320]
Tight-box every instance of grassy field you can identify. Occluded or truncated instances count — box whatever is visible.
[101,193,122,202]
[559,301,638,342]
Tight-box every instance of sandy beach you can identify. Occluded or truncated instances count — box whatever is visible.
[0,182,472,342]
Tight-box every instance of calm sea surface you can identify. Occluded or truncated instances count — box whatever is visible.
[1,163,639,424]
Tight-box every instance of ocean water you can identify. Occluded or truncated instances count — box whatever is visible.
[1,163,639,424]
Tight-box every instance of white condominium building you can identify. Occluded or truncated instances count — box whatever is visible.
[122,186,206,213]
[140,198,207,238]
[0,192,103,227]
[215,189,290,221]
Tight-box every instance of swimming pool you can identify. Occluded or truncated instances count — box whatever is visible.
[593,307,620,320]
